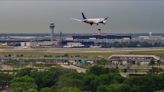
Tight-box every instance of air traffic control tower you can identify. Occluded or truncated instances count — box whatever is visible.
[49,23,55,42]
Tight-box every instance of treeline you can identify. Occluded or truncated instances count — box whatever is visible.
[1,66,164,92]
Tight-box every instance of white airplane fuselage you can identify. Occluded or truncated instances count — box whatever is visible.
[83,18,106,25]
[72,12,108,26]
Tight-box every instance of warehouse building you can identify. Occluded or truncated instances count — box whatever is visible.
[108,55,160,65]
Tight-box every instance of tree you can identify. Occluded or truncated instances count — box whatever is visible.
[88,66,119,75]
[16,68,32,77]
[8,54,11,57]
[149,60,155,66]
[31,71,57,89]
[107,84,131,92]
[157,60,161,66]
[26,88,38,92]
[124,76,156,92]
[97,85,109,92]
[57,87,80,92]
[0,73,12,89]
[57,77,83,89]
[40,87,52,92]
[87,66,109,75]
[96,58,108,65]
[148,67,163,74]
[63,54,69,57]
[57,71,84,90]
[10,76,37,92]
[155,90,164,92]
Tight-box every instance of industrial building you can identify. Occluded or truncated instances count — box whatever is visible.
[108,55,160,65]
[20,41,58,48]
[63,42,84,48]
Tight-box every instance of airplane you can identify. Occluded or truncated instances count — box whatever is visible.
[72,12,109,26]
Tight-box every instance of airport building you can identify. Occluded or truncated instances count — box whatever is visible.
[0,43,8,47]
[138,36,163,40]
[1,33,164,48]
[62,34,132,47]
[63,42,84,48]
[108,55,160,65]
[20,41,58,48]
[72,34,132,40]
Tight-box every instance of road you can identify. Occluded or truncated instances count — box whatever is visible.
[60,64,87,73]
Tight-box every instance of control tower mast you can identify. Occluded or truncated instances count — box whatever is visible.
[49,23,55,42]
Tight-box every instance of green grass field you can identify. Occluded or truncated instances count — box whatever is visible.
[0,48,164,75]
[0,48,164,58]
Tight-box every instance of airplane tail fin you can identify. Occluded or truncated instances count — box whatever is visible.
[104,17,109,20]
[102,17,109,24]
[82,12,87,19]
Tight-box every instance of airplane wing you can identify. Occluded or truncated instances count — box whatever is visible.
[71,18,83,22]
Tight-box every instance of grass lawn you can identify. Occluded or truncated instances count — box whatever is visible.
[0,48,164,58]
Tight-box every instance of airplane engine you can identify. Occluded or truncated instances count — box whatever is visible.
[102,20,106,24]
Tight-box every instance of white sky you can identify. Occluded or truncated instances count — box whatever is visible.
[0,0,164,33]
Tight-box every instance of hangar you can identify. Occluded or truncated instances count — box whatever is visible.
[108,54,160,65]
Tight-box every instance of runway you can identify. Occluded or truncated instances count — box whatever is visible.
[0,47,164,53]
[45,47,164,53]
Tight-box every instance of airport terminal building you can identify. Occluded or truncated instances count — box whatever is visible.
[62,34,132,47]
[72,34,132,39]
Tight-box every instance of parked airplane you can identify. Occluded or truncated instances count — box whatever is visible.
[72,12,109,26]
